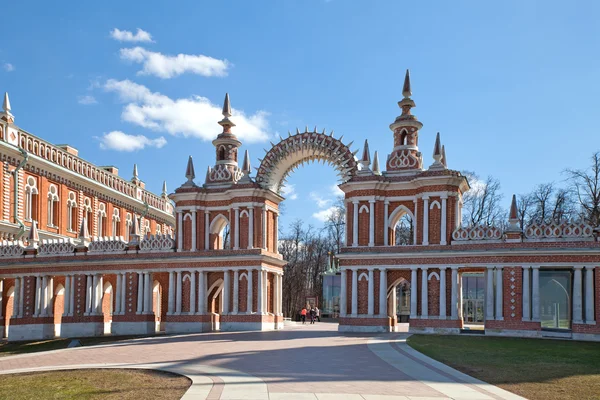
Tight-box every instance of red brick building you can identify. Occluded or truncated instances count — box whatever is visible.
[1,70,599,342]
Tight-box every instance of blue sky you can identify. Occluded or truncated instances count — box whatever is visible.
[2,1,600,234]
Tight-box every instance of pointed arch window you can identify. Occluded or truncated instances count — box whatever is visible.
[112,208,121,237]
[97,203,107,237]
[125,213,132,241]
[144,219,150,236]
[218,146,226,161]
[83,198,93,234]
[156,224,161,235]
[24,176,39,222]
[67,192,78,232]
[47,184,60,227]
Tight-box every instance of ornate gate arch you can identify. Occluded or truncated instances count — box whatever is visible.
[255,127,360,193]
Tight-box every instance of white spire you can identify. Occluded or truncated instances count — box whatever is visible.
[162,180,168,196]
[2,92,12,118]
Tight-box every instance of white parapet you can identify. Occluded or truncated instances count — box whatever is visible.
[8,323,54,342]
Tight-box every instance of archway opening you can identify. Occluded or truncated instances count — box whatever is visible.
[387,276,411,332]
[209,214,230,250]
[4,286,14,338]
[388,206,415,246]
[207,277,224,331]
[54,283,65,337]
[102,282,113,334]
[153,280,163,332]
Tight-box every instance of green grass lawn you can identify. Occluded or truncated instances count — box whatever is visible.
[0,335,149,358]
[0,369,191,400]
[407,335,600,400]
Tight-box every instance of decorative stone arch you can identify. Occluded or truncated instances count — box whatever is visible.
[183,212,193,221]
[207,278,224,316]
[255,129,359,193]
[239,209,249,218]
[429,200,441,210]
[386,277,411,325]
[428,271,440,281]
[358,272,369,281]
[239,272,248,281]
[359,205,369,214]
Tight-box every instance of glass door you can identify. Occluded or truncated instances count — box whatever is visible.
[539,270,572,330]
[462,273,485,324]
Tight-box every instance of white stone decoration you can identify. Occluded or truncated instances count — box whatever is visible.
[524,221,594,239]
[88,236,128,253]
[388,149,420,169]
[38,238,76,256]
[0,240,26,257]
[255,129,359,193]
[452,225,502,241]
[139,233,175,252]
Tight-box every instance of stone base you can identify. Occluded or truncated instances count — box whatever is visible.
[112,321,156,336]
[485,328,542,338]
[338,324,391,333]
[275,321,284,330]
[409,326,461,335]
[220,321,276,331]
[573,332,600,342]
[60,322,104,338]
[165,321,210,334]
[8,323,55,341]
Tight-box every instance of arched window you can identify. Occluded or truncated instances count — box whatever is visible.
[125,213,132,241]
[83,198,93,234]
[24,176,39,222]
[218,146,226,161]
[67,192,77,232]
[156,224,161,235]
[97,203,107,236]
[47,184,60,227]
[209,214,230,250]
[388,205,415,246]
[144,219,150,236]
[112,208,121,237]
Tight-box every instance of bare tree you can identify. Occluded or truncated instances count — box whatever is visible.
[325,196,346,254]
[529,183,575,224]
[516,193,534,229]
[566,151,600,227]
[461,171,504,226]
[394,214,414,245]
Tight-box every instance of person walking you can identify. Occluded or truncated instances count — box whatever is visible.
[309,307,316,324]
[315,306,321,322]
[301,307,307,324]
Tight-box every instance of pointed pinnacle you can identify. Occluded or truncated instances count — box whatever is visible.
[314,126,317,133]
[361,139,371,163]
[279,134,284,141]
[222,92,232,117]
[330,130,334,137]
[509,194,518,220]
[441,145,447,168]
[3,92,11,113]
[185,156,196,182]
[433,132,442,157]
[322,128,326,134]
[347,140,354,149]
[242,149,251,172]
[288,131,292,137]
[79,217,90,240]
[305,126,309,133]
[402,69,412,98]
[338,135,344,142]
[373,151,381,175]
[28,220,40,244]
[132,164,139,180]
[162,180,168,195]
[296,128,300,134]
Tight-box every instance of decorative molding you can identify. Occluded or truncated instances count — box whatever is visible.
[139,234,175,252]
[427,271,440,281]
[0,240,25,257]
[525,221,594,239]
[38,238,76,256]
[452,225,502,241]
[429,200,441,210]
[88,236,128,253]
[359,205,369,214]
[358,272,369,281]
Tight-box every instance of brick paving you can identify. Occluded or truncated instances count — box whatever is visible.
[0,323,523,399]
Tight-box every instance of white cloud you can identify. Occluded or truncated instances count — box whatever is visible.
[3,63,14,72]
[104,79,269,143]
[78,95,98,105]
[98,131,167,152]
[119,47,229,79]
[110,28,153,43]
[310,192,332,209]
[280,184,298,200]
[313,206,338,222]
[330,184,344,197]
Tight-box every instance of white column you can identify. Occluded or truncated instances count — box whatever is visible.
[42,275,48,316]
[0,280,3,318]
[532,266,540,321]
[248,208,254,249]
[263,271,268,312]
[410,267,418,319]
[522,266,531,321]
[262,206,267,250]
[421,268,428,318]
[440,195,448,245]
[177,211,183,251]
[413,199,418,245]
[189,271,196,314]
[367,269,374,316]
[458,272,463,320]
[12,277,20,317]
[234,208,240,250]
[450,267,458,320]
[204,210,210,250]
[223,270,230,315]
[136,273,143,315]
[340,269,347,317]
[274,215,279,254]
[585,266,595,323]
[257,268,263,314]
[175,271,182,314]
[70,276,76,315]
[573,266,584,323]
[379,268,387,317]
[34,276,42,316]
[422,197,429,245]
[144,272,152,314]
[86,275,92,314]
[440,267,447,319]
[191,210,197,251]
[485,266,494,321]
[114,273,121,315]
[352,200,359,247]
[368,200,375,247]
[383,201,389,246]
[95,276,101,315]
[168,271,175,314]
[495,266,503,320]
[351,269,358,316]
[198,271,206,314]
[278,273,283,315]
[233,270,239,314]
[247,269,254,314]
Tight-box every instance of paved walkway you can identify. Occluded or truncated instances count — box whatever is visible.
[0,322,524,400]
